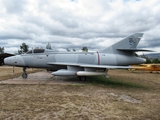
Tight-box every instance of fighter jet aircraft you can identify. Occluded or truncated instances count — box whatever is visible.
[4,33,150,80]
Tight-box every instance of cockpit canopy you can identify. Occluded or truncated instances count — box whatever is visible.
[26,48,58,54]
[26,49,45,54]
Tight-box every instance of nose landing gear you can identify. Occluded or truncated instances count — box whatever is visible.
[22,67,28,78]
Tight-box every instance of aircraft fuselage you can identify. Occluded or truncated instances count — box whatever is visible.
[4,51,145,69]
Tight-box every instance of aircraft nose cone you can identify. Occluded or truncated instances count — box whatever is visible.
[4,57,13,65]
[4,55,26,66]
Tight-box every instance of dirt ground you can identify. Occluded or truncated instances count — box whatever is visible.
[0,67,160,120]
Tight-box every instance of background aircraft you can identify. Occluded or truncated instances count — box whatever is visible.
[130,64,160,73]
[4,33,150,80]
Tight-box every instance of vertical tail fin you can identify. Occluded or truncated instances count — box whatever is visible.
[101,33,143,53]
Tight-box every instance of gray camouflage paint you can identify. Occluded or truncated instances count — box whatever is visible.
[4,33,147,76]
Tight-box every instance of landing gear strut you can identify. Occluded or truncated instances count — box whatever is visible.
[22,67,28,78]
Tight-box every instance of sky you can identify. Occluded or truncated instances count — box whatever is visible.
[0,0,160,54]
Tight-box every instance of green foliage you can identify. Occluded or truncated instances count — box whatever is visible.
[18,43,29,54]
[145,57,152,63]
[0,47,4,54]
[66,48,70,52]
[82,46,88,52]
[152,58,160,63]
[140,55,160,64]
[46,42,52,49]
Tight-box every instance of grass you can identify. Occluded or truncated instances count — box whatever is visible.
[0,68,159,119]
[88,76,147,89]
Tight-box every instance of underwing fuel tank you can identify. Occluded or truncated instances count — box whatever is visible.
[51,69,107,76]
[76,71,107,76]
[51,69,77,76]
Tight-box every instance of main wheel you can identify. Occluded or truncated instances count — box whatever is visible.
[22,73,28,78]
[79,76,86,81]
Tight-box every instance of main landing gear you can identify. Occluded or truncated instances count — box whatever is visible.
[22,67,28,78]
[79,76,86,81]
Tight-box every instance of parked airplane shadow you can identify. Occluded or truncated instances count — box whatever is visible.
[47,76,90,84]
[47,75,147,89]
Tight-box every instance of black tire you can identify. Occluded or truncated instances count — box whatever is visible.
[22,73,28,78]
[79,76,86,81]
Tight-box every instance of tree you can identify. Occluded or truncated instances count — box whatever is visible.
[82,46,88,52]
[140,54,152,64]
[145,57,152,64]
[152,58,160,63]
[0,47,4,54]
[66,48,70,52]
[46,42,52,50]
[18,43,29,54]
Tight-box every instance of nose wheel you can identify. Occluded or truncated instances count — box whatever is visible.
[22,73,28,78]
[22,67,28,78]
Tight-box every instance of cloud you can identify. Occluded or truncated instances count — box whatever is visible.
[0,0,160,53]
[2,0,27,14]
